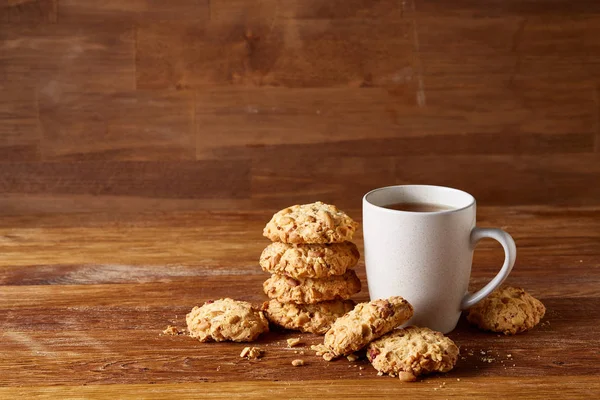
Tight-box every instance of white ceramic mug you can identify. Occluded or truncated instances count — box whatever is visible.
[363,185,516,333]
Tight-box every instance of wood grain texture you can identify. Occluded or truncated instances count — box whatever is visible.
[0,0,57,23]
[1,0,600,397]
[39,91,195,160]
[136,17,413,89]
[0,378,599,399]
[0,83,40,161]
[58,0,209,23]
[0,23,135,93]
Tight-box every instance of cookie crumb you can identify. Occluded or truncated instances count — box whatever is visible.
[240,346,263,359]
[311,344,334,361]
[287,338,302,347]
[457,378,461,382]
[291,359,305,367]
[346,354,359,362]
[162,325,180,336]
[398,371,417,382]
[377,371,384,376]
[359,366,365,370]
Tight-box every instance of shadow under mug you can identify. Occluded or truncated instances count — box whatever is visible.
[363,185,516,334]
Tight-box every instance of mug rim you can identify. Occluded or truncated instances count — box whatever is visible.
[363,184,476,215]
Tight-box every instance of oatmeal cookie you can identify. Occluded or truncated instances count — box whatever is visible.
[262,299,355,334]
[260,241,360,279]
[321,296,414,358]
[263,271,361,304]
[367,326,459,381]
[263,202,358,244]
[186,298,269,342]
[466,286,546,335]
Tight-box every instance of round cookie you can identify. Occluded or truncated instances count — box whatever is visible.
[263,202,358,244]
[262,299,355,334]
[263,270,361,304]
[466,286,546,335]
[367,326,459,382]
[322,296,414,358]
[186,298,269,342]
[260,241,360,279]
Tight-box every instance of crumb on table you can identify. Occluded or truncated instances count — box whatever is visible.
[162,325,180,336]
[240,346,263,360]
[291,359,305,367]
[287,338,302,347]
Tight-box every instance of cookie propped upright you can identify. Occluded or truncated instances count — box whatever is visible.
[263,202,358,244]
[316,296,414,359]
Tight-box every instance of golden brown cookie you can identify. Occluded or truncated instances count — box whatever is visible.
[263,202,358,244]
[367,326,459,382]
[259,241,360,279]
[466,286,546,335]
[186,298,269,342]
[262,299,355,334]
[320,296,414,359]
[263,271,361,304]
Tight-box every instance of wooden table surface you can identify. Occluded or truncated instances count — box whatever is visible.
[2,0,600,398]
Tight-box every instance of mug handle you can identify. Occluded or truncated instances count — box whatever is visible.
[460,227,517,310]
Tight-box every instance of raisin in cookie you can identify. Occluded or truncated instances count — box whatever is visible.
[263,271,361,304]
[263,202,358,244]
[367,326,459,382]
[260,241,359,279]
[262,299,355,334]
[320,296,414,359]
[466,286,546,335]
[186,298,269,342]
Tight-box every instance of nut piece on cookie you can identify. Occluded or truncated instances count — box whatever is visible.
[367,326,459,382]
[260,241,360,279]
[263,271,361,304]
[263,299,355,334]
[186,298,269,342]
[321,296,414,359]
[263,202,358,244]
[466,286,546,335]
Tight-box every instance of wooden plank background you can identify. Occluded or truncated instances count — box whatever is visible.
[1,0,600,398]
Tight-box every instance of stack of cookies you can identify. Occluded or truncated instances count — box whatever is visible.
[260,202,362,334]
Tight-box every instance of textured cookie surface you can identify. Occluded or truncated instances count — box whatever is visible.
[263,202,358,244]
[186,298,269,342]
[322,296,414,358]
[367,326,459,381]
[466,286,546,335]
[260,241,360,279]
[263,271,361,304]
[263,299,355,334]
